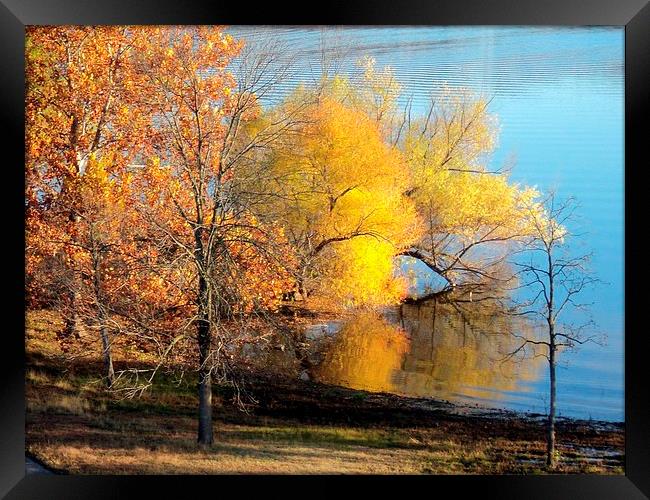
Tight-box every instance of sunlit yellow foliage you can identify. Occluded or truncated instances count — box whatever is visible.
[302,68,545,289]
[316,237,409,307]
[391,87,547,287]
[266,97,422,306]
[412,167,541,239]
[313,57,402,137]
[404,89,498,171]
[245,73,414,305]
[402,88,540,241]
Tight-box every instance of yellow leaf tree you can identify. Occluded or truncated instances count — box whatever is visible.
[399,90,541,298]
[262,97,422,307]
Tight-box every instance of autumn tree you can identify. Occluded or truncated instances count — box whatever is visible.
[396,90,541,301]
[133,27,300,446]
[260,96,421,307]
[27,25,308,444]
[25,26,151,384]
[508,193,601,468]
[277,59,541,305]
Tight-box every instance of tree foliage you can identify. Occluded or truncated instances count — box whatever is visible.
[262,97,421,306]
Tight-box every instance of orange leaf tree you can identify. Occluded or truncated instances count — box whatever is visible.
[133,27,296,445]
[26,26,152,384]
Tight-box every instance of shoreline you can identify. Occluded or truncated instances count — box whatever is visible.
[236,371,624,431]
[285,305,622,428]
[25,309,624,474]
[26,370,625,474]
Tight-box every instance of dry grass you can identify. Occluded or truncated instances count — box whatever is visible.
[27,393,92,416]
[25,309,625,475]
[31,440,434,474]
[23,409,515,474]
[26,409,623,475]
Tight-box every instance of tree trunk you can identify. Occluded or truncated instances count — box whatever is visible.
[196,274,213,447]
[64,288,84,339]
[546,340,557,467]
[99,320,115,387]
[91,240,114,387]
[197,318,213,446]
[296,267,308,300]
[430,298,437,361]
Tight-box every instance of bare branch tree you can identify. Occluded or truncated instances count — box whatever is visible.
[507,191,603,468]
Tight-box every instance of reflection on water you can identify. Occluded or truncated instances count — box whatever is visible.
[313,299,544,409]
[312,313,410,393]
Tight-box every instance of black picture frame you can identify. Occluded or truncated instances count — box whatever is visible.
[2,1,647,498]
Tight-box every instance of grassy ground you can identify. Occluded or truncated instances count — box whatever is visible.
[25,309,624,475]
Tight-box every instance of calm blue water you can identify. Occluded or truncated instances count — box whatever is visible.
[228,26,624,422]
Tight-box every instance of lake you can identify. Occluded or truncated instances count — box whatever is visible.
[228,26,625,422]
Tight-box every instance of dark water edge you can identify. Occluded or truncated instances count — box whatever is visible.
[230,373,624,471]
[287,371,625,430]
[299,304,624,424]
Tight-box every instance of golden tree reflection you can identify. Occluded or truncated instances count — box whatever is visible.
[313,312,410,392]
[313,299,543,405]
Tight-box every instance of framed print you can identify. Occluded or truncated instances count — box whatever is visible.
[2,0,648,498]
